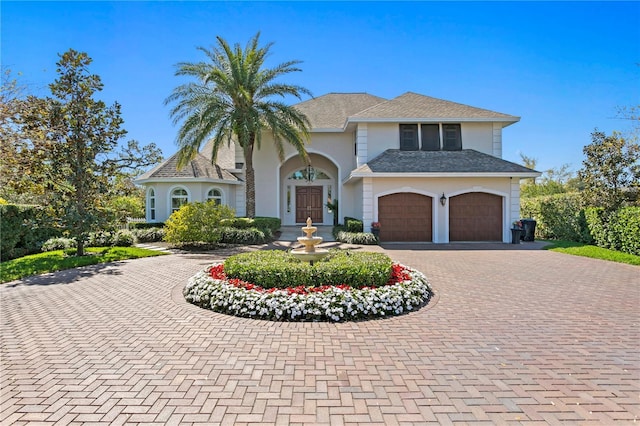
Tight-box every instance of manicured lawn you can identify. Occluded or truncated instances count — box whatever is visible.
[0,247,167,284]
[544,240,640,266]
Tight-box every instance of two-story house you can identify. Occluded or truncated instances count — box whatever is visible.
[135,91,539,243]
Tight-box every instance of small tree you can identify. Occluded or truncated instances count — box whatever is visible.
[44,50,127,255]
[578,129,640,211]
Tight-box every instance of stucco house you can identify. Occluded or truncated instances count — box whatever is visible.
[135,91,540,243]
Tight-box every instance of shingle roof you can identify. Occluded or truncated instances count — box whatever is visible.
[136,152,239,182]
[356,149,538,174]
[351,92,519,122]
[294,93,387,129]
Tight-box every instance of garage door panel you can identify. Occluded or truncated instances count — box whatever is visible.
[450,192,502,241]
[378,193,432,242]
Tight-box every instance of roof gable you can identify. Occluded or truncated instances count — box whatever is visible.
[350,92,519,122]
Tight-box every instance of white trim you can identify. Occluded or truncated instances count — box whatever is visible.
[442,188,510,243]
[345,171,541,184]
[136,177,241,185]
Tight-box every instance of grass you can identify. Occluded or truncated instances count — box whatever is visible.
[0,247,167,284]
[544,240,640,266]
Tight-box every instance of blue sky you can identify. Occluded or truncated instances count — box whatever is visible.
[2,1,639,173]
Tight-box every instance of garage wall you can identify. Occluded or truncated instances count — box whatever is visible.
[368,177,515,243]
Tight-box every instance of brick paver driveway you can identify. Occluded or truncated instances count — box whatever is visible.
[1,243,638,425]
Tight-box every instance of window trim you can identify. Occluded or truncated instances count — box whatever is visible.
[206,187,224,205]
[169,186,190,214]
[147,187,156,221]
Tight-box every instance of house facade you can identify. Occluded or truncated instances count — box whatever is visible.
[136,92,539,243]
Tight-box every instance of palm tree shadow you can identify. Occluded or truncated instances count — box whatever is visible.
[6,262,124,288]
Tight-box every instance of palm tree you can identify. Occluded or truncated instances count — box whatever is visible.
[165,32,312,218]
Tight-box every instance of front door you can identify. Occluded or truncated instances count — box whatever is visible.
[296,186,323,224]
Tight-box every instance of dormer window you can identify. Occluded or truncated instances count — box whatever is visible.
[443,124,462,151]
[399,123,462,151]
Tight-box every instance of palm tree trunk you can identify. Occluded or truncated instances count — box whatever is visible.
[244,143,255,218]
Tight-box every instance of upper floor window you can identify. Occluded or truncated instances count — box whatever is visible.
[399,123,462,151]
[421,124,440,151]
[443,124,462,151]
[207,188,223,205]
[171,188,189,213]
[399,124,419,151]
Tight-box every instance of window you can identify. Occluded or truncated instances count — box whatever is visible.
[443,124,462,151]
[421,124,440,151]
[399,124,419,151]
[148,188,156,221]
[171,188,188,213]
[398,123,462,151]
[207,188,223,205]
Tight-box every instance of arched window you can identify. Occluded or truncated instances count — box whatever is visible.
[148,188,156,221]
[207,188,223,205]
[288,167,330,182]
[171,188,189,213]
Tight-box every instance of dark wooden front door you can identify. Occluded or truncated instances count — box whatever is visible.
[378,193,432,242]
[296,186,323,224]
[449,192,502,241]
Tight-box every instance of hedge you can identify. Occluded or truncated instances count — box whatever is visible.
[0,204,60,261]
[585,207,640,256]
[344,217,364,233]
[129,222,165,230]
[223,250,393,289]
[520,193,592,243]
[220,217,281,232]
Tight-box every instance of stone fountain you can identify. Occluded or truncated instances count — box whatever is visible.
[290,217,329,264]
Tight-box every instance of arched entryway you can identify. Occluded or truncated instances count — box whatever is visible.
[449,192,502,241]
[280,154,338,225]
[378,193,433,242]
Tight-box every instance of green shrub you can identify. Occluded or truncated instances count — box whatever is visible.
[129,222,165,230]
[86,230,134,247]
[164,201,235,246]
[223,250,392,289]
[41,237,77,252]
[131,227,166,243]
[220,216,281,232]
[335,231,379,245]
[218,227,272,244]
[520,193,591,243]
[0,204,60,261]
[585,207,640,255]
[113,230,134,247]
[253,217,281,232]
[344,217,364,233]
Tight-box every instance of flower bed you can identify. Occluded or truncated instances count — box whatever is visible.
[184,262,432,322]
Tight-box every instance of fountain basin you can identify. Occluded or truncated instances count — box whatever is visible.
[290,248,329,264]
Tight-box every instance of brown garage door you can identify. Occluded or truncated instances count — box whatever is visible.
[378,193,432,242]
[449,192,502,241]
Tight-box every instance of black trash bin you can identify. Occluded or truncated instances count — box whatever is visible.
[510,227,523,244]
[521,219,536,242]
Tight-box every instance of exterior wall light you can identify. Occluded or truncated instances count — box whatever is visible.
[440,193,447,206]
